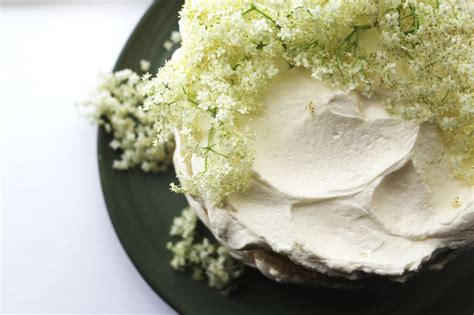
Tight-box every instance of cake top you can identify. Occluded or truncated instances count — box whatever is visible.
[143,0,473,204]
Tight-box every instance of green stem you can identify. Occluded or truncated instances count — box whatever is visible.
[398,4,420,34]
[440,90,450,103]
[242,4,278,27]
[353,24,372,30]
[208,147,228,158]
[338,24,372,54]
[187,98,199,106]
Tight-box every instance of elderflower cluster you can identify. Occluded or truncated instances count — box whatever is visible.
[166,207,245,293]
[82,68,174,172]
[144,0,473,204]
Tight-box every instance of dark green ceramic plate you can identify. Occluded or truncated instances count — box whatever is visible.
[98,2,474,314]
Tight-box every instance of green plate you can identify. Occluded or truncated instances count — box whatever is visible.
[98,1,474,314]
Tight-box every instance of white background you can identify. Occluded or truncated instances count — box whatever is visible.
[0,1,175,313]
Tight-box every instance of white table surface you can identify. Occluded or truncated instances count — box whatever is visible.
[1,1,176,314]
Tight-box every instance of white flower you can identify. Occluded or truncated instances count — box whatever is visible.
[441,116,457,130]
[81,68,174,173]
[170,30,181,44]
[163,40,173,51]
[167,207,244,291]
[140,59,150,72]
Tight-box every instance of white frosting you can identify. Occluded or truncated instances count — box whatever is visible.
[174,67,474,282]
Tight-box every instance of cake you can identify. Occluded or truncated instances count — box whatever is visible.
[141,0,474,287]
[173,66,474,287]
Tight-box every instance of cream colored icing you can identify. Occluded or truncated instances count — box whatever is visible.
[173,67,474,282]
